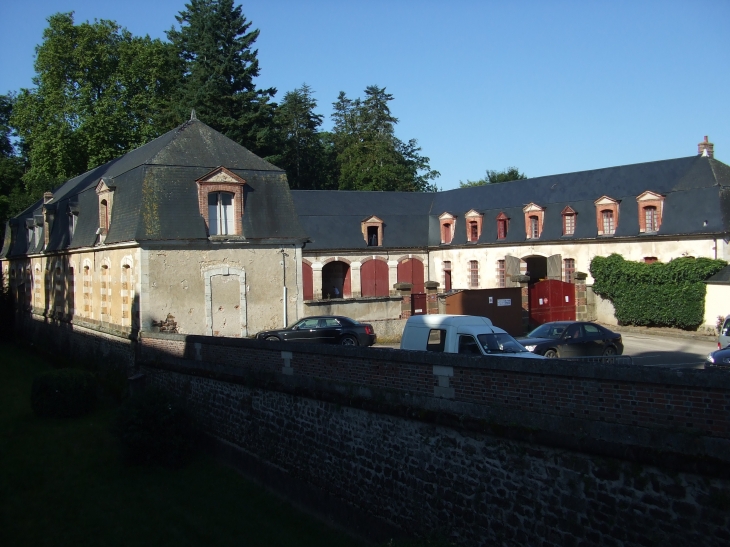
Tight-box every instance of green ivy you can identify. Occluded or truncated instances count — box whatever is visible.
[589,254,727,330]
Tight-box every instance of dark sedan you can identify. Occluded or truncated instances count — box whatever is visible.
[256,315,376,347]
[516,321,623,358]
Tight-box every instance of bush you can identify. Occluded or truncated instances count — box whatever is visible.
[590,254,727,329]
[31,369,97,418]
[111,388,197,467]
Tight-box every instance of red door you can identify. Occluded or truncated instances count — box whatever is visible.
[302,262,313,301]
[397,258,425,293]
[361,259,389,297]
[528,280,576,326]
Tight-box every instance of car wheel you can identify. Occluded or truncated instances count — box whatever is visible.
[265,336,280,341]
[340,335,358,346]
[603,346,617,356]
[544,349,558,359]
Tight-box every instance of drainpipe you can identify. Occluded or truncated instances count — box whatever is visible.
[280,249,289,327]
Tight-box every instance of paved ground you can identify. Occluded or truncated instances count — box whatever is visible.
[376,331,720,369]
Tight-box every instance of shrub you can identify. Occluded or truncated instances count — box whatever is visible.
[590,254,727,330]
[31,369,97,418]
[111,388,197,467]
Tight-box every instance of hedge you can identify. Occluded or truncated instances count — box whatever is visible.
[589,254,727,330]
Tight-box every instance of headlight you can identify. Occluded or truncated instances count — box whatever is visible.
[707,354,715,363]
[524,345,537,352]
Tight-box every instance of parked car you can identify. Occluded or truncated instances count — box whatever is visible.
[400,314,544,359]
[256,316,376,346]
[517,321,623,358]
[706,345,730,367]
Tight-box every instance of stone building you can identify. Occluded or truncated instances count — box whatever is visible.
[2,128,729,337]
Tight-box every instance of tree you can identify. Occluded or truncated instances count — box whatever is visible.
[269,84,329,189]
[11,12,176,196]
[459,167,527,188]
[167,0,277,157]
[330,86,439,192]
[0,94,32,241]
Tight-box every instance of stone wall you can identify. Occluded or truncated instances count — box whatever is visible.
[138,332,730,546]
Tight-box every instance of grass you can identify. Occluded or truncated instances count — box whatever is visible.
[0,341,364,547]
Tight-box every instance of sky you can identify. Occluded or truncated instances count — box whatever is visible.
[0,0,728,190]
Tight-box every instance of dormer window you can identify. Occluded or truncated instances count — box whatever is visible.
[561,206,576,236]
[594,196,619,236]
[68,204,79,242]
[465,209,483,243]
[439,212,456,244]
[208,192,235,235]
[523,203,544,239]
[361,215,384,247]
[196,167,246,237]
[636,191,664,233]
[496,212,509,240]
[95,177,115,241]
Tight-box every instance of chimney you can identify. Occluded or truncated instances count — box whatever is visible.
[43,192,53,204]
[698,136,714,159]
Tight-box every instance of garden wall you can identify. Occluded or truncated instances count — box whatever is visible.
[138,332,730,547]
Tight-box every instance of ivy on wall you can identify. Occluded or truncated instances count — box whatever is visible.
[589,254,727,330]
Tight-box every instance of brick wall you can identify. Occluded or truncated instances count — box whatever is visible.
[139,333,730,546]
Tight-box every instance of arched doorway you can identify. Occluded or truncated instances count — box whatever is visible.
[322,261,350,298]
[397,258,425,293]
[361,258,389,297]
[523,255,547,285]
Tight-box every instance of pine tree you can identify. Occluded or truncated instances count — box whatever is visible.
[167,0,277,156]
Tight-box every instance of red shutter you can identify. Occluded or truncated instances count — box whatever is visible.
[302,262,313,300]
[361,259,389,297]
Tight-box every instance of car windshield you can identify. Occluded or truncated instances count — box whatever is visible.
[527,324,567,339]
[477,333,530,354]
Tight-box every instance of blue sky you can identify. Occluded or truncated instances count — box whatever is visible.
[1,0,728,190]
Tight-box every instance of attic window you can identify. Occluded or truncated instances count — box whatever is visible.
[465,209,483,242]
[361,215,384,247]
[68,211,78,241]
[601,210,615,234]
[196,167,246,237]
[95,177,115,242]
[561,206,576,236]
[496,212,509,240]
[636,191,664,233]
[439,213,456,244]
[522,203,544,239]
[594,196,619,236]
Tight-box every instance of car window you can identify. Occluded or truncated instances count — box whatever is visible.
[297,318,319,329]
[584,324,600,335]
[564,324,583,339]
[528,324,565,339]
[477,333,529,354]
[458,335,482,355]
[427,329,446,352]
[722,318,730,336]
[322,318,341,327]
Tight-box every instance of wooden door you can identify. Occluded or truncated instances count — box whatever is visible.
[361,259,389,297]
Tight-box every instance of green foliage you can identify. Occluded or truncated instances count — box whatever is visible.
[30,368,97,418]
[459,166,527,187]
[0,94,32,242]
[167,0,277,157]
[112,387,197,467]
[11,12,176,195]
[589,254,727,329]
[330,86,439,192]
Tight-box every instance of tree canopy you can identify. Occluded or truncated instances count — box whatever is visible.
[459,167,527,188]
[0,95,30,235]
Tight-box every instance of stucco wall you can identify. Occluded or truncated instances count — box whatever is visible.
[303,295,402,321]
[704,284,730,334]
[141,245,301,336]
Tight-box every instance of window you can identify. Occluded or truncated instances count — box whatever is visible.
[458,335,482,355]
[564,258,575,283]
[465,210,483,242]
[601,210,615,235]
[443,261,452,292]
[469,260,479,288]
[367,226,379,246]
[497,259,506,288]
[427,329,446,352]
[561,207,576,236]
[496,212,509,239]
[68,213,77,240]
[208,192,235,235]
[644,206,658,232]
[27,227,33,248]
[522,203,544,239]
[34,226,41,247]
[439,213,456,244]
[469,221,478,241]
[95,177,115,238]
[442,223,452,244]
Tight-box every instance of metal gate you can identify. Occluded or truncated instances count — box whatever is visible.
[528,279,575,326]
[411,293,427,315]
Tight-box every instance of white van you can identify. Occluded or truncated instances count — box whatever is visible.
[400,314,544,359]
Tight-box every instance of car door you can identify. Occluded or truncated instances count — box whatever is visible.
[286,318,320,342]
[559,324,589,357]
[318,318,343,343]
[583,323,607,355]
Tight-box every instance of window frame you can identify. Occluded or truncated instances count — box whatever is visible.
[469,260,479,288]
[496,212,509,240]
[564,258,575,283]
[208,191,236,236]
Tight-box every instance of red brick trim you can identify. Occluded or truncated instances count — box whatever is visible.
[594,196,620,235]
[196,167,246,236]
[465,210,483,242]
[522,203,544,239]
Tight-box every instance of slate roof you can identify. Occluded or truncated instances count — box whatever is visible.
[706,265,730,285]
[2,120,307,258]
[292,155,730,250]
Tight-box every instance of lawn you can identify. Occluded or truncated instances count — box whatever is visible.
[0,342,365,547]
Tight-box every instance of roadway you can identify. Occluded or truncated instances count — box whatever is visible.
[375,332,719,369]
